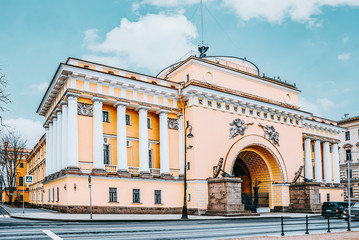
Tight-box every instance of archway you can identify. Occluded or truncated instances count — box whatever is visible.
[224,135,288,209]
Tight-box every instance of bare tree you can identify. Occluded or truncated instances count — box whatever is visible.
[0,132,27,204]
[0,69,11,126]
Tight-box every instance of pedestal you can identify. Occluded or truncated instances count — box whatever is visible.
[289,182,321,213]
[207,177,253,216]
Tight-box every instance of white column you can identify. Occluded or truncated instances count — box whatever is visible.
[52,116,57,173]
[92,97,105,169]
[304,138,313,180]
[116,102,129,172]
[61,103,68,169]
[56,110,62,171]
[332,143,340,183]
[138,106,150,173]
[159,110,170,175]
[323,141,331,183]
[178,114,184,175]
[67,93,79,168]
[45,126,50,177]
[314,139,322,182]
[48,122,53,174]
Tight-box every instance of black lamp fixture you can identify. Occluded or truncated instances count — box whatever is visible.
[181,121,194,220]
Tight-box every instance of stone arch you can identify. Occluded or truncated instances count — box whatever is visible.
[223,134,287,183]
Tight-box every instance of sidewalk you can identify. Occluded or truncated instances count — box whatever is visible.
[0,204,320,222]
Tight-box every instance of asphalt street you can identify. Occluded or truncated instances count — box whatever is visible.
[0,214,358,240]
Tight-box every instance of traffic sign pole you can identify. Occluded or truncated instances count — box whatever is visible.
[22,182,25,214]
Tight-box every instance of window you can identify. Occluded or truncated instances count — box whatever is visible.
[103,111,109,122]
[19,162,24,168]
[241,108,246,114]
[104,145,110,165]
[329,145,333,153]
[20,195,23,202]
[57,187,59,202]
[327,193,330,202]
[234,106,238,112]
[296,120,299,125]
[155,190,162,204]
[350,187,354,198]
[133,189,140,203]
[345,131,350,141]
[216,102,221,109]
[225,104,230,110]
[277,116,281,121]
[52,188,54,202]
[249,109,253,115]
[109,188,117,202]
[19,176,24,186]
[289,118,293,124]
[319,193,321,203]
[147,117,152,129]
[188,193,191,202]
[270,114,274,120]
[264,112,268,118]
[347,169,352,178]
[149,149,153,168]
[346,149,352,161]
[84,65,89,69]
[186,74,189,82]
[283,117,287,122]
[312,144,314,152]
[126,114,131,125]
[48,189,50,202]
[108,71,114,75]
[257,111,260,117]
[198,98,203,105]
[207,100,212,107]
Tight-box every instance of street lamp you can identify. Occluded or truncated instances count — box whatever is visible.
[347,150,358,231]
[181,121,194,220]
[88,175,92,220]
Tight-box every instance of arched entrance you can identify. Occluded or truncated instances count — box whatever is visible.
[224,135,288,210]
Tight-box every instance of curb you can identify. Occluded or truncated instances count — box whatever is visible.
[8,213,322,222]
[0,205,11,216]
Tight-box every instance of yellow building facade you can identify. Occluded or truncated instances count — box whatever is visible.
[29,55,345,213]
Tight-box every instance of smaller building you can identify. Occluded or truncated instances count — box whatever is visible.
[27,134,46,205]
[338,115,359,202]
[1,146,31,204]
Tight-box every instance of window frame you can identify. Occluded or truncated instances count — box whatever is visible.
[133,189,141,203]
[125,114,131,125]
[56,187,59,202]
[154,190,162,204]
[147,117,152,129]
[346,149,352,161]
[104,144,110,165]
[19,176,24,186]
[19,162,24,168]
[102,111,110,123]
[109,187,117,202]
[149,149,153,169]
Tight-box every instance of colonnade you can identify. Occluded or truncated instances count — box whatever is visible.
[45,93,184,177]
[304,137,340,183]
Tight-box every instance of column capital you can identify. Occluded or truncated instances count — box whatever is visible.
[52,116,57,121]
[56,108,62,114]
[115,101,129,107]
[137,105,151,111]
[177,113,183,117]
[66,92,80,100]
[49,122,53,126]
[60,101,68,107]
[157,109,171,115]
[92,96,106,103]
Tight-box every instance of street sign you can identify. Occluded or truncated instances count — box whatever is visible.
[25,175,33,184]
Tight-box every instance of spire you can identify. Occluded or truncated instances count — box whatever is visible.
[198,0,208,58]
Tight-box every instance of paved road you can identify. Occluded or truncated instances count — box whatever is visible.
[0,215,358,240]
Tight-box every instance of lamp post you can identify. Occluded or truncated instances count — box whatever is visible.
[88,175,92,220]
[181,121,194,220]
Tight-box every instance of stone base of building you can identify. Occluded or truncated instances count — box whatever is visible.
[206,177,254,216]
[160,173,174,180]
[91,168,107,176]
[139,172,152,179]
[288,182,321,213]
[38,204,205,215]
[116,170,131,178]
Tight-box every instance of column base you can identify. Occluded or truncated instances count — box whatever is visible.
[91,168,107,176]
[139,172,152,179]
[160,173,174,180]
[116,170,131,178]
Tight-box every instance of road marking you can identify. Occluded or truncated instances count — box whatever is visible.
[42,230,63,240]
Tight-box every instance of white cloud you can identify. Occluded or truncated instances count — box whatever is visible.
[82,13,198,74]
[299,96,335,116]
[338,53,351,61]
[2,118,44,148]
[30,82,49,93]
[221,0,359,25]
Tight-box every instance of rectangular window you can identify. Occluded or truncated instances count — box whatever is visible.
[20,195,23,202]
[249,109,253,115]
[188,193,191,202]
[257,111,260,117]
[350,187,354,198]
[319,193,321,203]
[290,118,293,124]
[233,106,238,112]
[347,169,353,178]
[84,65,89,69]
[225,104,230,110]
[198,98,203,105]
[19,176,24,186]
[283,117,287,122]
[264,112,268,118]
[103,111,109,122]
[241,108,246,114]
[52,188,54,202]
[126,114,131,125]
[104,145,110,165]
[329,145,333,153]
[312,144,314,152]
[327,193,330,202]
[186,74,189,82]
[20,162,24,168]
[207,100,212,107]
[48,189,50,202]
[149,149,153,168]
[216,102,221,109]
[345,131,350,141]
[57,187,59,202]
[277,116,281,121]
[147,117,152,129]
[154,190,162,204]
[270,114,274,120]
[109,188,117,202]
[133,189,140,203]
[346,149,352,161]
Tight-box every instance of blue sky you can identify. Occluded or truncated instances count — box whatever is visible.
[1,0,359,147]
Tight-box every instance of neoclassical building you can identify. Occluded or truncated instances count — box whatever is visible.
[28,54,345,213]
[338,115,359,202]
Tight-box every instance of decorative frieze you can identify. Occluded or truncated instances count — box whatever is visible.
[168,118,179,130]
[77,103,93,117]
